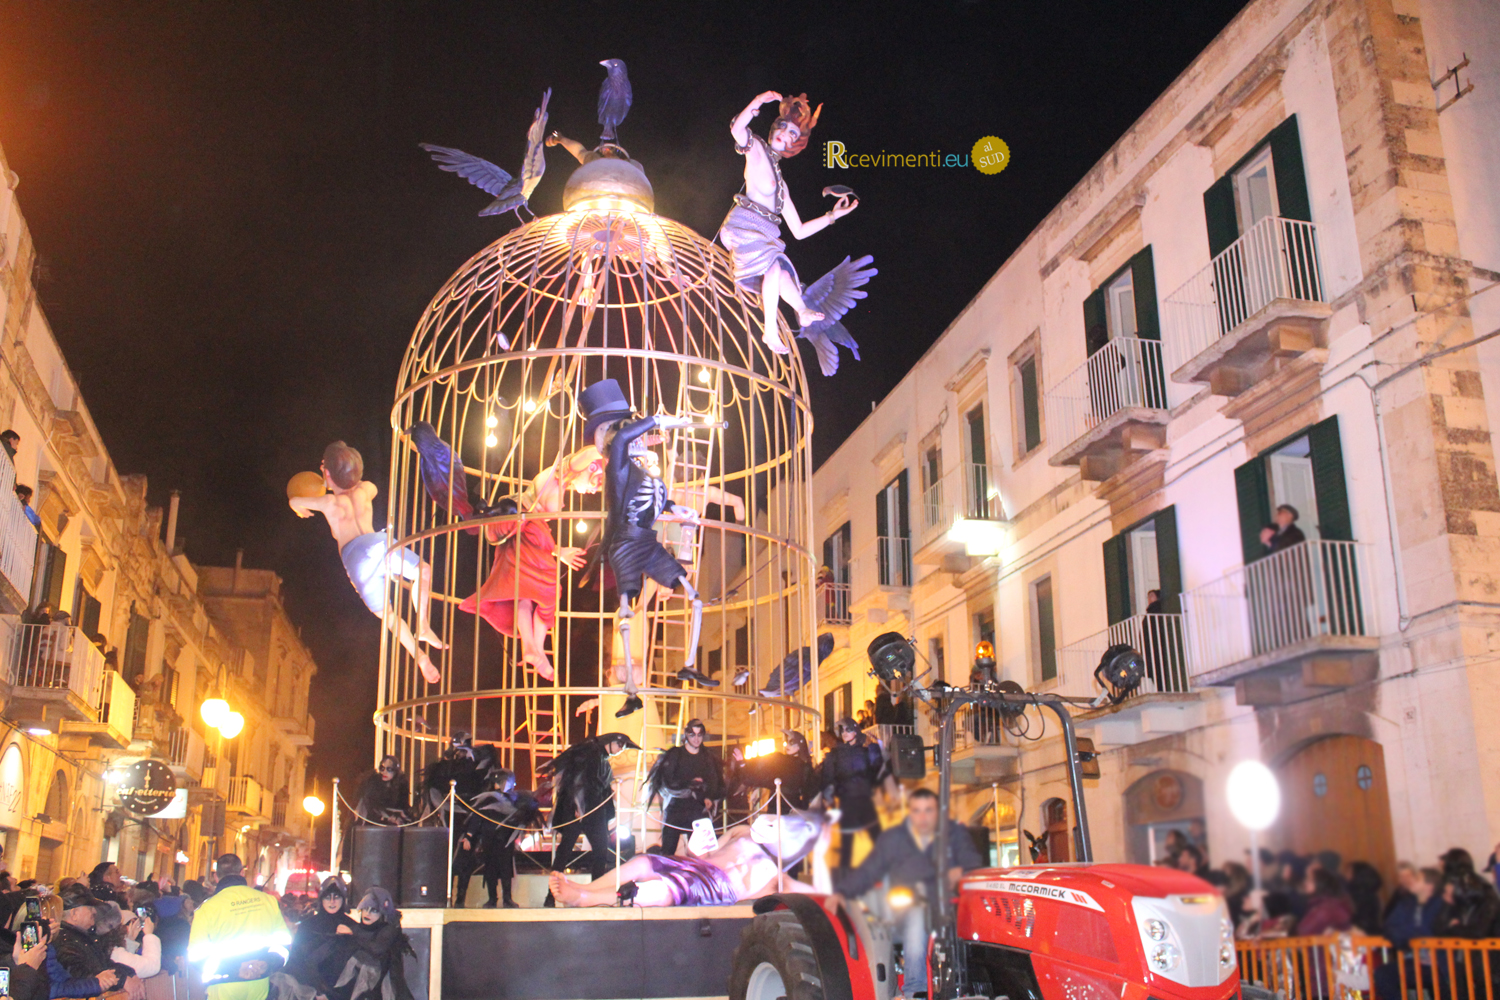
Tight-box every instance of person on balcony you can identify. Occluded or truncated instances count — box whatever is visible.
[1,430,19,459]
[1259,504,1306,555]
[13,486,40,531]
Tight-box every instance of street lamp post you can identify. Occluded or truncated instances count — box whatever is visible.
[303,794,326,869]
[1226,760,1281,892]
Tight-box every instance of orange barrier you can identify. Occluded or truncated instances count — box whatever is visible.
[1236,934,1390,1000]
[1236,935,1500,1000]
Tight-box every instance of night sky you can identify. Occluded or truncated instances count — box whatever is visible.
[0,1,1247,859]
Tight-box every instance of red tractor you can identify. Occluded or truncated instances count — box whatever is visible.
[728,639,1246,1000]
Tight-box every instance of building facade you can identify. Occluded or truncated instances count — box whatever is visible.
[813,0,1500,878]
[0,138,318,885]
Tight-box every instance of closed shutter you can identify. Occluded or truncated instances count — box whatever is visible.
[1084,287,1108,357]
[1130,246,1160,341]
[1308,416,1353,540]
[1020,358,1042,452]
[1235,456,1272,564]
[875,484,890,585]
[1268,115,1312,223]
[822,534,835,575]
[1154,506,1182,614]
[44,547,66,611]
[124,609,150,681]
[838,522,851,582]
[896,469,911,585]
[1204,175,1238,258]
[1102,534,1131,625]
[1036,578,1057,682]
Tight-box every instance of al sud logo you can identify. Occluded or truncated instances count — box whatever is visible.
[972,136,1010,175]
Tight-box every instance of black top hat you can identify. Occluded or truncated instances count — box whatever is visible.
[598,732,642,750]
[579,380,634,443]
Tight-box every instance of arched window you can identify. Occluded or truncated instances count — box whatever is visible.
[43,770,67,822]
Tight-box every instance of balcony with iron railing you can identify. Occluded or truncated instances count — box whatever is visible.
[60,669,135,749]
[915,464,1005,568]
[1182,539,1377,705]
[1164,216,1329,396]
[165,726,206,779]
[816,581,851,626]
[1045,337,1170,481]
[6,621,106,734]
[0,452,36,602]
[1056,614,1207,746]
[922,481,945,533]
[227,775,269,822]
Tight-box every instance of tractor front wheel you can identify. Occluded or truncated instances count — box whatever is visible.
[730,909,827,1000]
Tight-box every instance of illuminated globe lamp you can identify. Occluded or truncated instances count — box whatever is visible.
[217,711,245,739]
[376,146,821,849]
[1226,760,1281,890]
[302,795,326,817]
[200,697,230,729]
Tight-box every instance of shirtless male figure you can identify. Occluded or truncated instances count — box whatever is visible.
[548,808,835,907]
[290,441,445,683]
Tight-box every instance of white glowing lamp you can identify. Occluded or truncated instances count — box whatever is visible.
[201,697,230,728]
[947,516,1005,557]
[303,795,326,817]
[218,711,245,739]
[1226,760,1281,831]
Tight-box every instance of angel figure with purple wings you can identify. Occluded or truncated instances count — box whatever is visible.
[719,91,876,376]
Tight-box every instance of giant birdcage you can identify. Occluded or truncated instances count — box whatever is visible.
[373,156,820,840]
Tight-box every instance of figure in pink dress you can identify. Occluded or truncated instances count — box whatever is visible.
[459,448,604,680]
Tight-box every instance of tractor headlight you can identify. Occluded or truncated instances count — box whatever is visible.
[888,886,916,911]
[1220,915,1236,971]
[1145,918,1170,942]
[1149,943,1182,972]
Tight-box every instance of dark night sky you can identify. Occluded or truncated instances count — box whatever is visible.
[0,0,1247,849]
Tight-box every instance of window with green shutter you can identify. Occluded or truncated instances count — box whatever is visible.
[1033,576,1057,682]
[1102,504,1182,622]
[1202,114,1311,258]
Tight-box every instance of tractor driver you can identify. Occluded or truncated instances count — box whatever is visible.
[831,788,983,999]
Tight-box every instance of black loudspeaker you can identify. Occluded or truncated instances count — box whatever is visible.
[351,826,401,902]
[400,826,451,908]
[891,733,926,779]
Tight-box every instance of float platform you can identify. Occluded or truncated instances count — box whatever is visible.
[400,905,757,1000]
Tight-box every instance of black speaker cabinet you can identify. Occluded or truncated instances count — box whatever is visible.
[401,826,451,908]
[351,826,402,901]
[890,733,927,779]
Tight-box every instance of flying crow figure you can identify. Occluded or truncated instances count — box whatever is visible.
[420,88,552,222]
[409,421,491,532]
[597,58,632,143]
[796,255,877,376]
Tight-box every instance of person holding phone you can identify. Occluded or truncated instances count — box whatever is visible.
[49,886,126,999]
[95,904,159,979]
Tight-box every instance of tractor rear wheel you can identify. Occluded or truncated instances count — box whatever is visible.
[729,909,827,1000]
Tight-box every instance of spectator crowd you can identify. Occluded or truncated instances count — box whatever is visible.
[0,851,415,1000]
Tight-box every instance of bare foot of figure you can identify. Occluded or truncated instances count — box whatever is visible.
[420,628,448,650]
[526,652,555,681]
[796,307,825,328]
[548,872,583,906]
[417,653,441,685]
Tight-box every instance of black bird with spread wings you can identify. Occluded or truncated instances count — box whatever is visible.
[797,255,877,376]
[421,88,552,221]
[597,59,632,143]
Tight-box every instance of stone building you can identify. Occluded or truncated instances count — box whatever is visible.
[812,0,1500,876]
[0,137,318,884]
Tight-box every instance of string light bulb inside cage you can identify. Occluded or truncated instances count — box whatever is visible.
[373,157,822,849]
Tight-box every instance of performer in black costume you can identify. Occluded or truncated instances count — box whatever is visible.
[644,719,726,855]
[821,717,886,868]
[541,732,638,904]
[354,756,412,826]
[454,769,540,908]
[421,732,496,814]
[578,379,712,717]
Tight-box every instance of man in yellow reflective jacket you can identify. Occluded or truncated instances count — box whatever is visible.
[188,855,292,1000]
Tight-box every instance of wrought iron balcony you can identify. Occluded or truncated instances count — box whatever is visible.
[0,453,35,601]
[816,581,851,626]
[6,622,106,733]
[227,775,269,821]
[922,482,945,532]
[1057,614,1206,746]
[1164,216,1329,395]
[1182,539,1377,705]
[61,669,135,749]
[1045,336,1170,480]
[876,536,912,588]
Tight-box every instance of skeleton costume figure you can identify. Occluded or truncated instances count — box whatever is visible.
[578,379,707,718]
